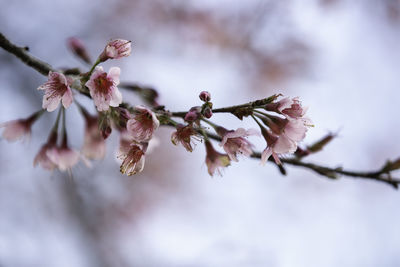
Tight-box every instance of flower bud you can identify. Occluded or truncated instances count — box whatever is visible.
[67,37,91,64]
[203,107,213,119]
[199,91,211,102]
[99,113,112,139]
[184,106,201,122]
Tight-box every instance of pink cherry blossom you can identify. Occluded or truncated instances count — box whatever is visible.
[126,105,159,142]
[205,140,230,176]
[171,124,201,152]
[217,127,258,162]
[99,39,131,62]
[118,132,146,176]
[0,119,32,142]
[278,97,308,120]
[33,132,58,170]
[46,146,80,172]
[260,115,308,142]
[82,113,105,160]
[266,97,308,120]
[85,66,122,112]
[119,144,145,176]
[260,128,297,165]
[1,110,43,142]
[38,71,73,112]
[283,119,308,142]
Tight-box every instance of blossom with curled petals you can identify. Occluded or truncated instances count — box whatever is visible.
[81,112,105,160]
[260,115,308,142]
[119,144,146,176]
[205,140,230,176]
[171,124,201,152]
[118,131,146,176]
[260,128,297,165]
[265,97,308,120]
[38,72,73,112]
[217,127,258,162]
[126,105,159,142]
[85,66,122,111]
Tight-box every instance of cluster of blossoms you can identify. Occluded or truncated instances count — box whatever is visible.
[0,37,312,177]
[258,97,312,165]
[170,92,311,176]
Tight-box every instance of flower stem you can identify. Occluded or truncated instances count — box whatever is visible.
[201,118,219,129]
[87,58,101,77]
[253,109,272,117]
[251,114,265,130]
[61,107,68,146]
[50,107,63,133]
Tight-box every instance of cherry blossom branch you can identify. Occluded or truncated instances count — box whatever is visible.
[172,116,399,188]
[1,32,399,188]
[253,153,400,189]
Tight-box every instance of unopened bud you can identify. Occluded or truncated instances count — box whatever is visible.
[67,37,91,64]
[99,113,112,139]
[203,107,213,118]
[199,91,211,102]
[184,106,201,122]
[101,126,112,139]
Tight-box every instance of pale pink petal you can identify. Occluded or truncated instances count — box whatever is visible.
[43,94,62,112]
[61,87,73,109]
[0,121,30,142]
[34,145,56,170]
[284,120,307,142]
[108,67,120,85]
[272,152,282,165]
[220,135,228,147]
[277,97,293,112]
[46,147,80,171]
[274,135,297,154]
[260,147,272,165]
[224,128,247,139]
[92,66,104,76]
[109,87,122,107]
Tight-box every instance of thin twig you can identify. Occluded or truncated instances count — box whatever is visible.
[0,32,53,75]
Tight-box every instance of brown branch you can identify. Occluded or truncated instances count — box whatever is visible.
[0,32,53,75]
[1,32,399,189]
[204,129,399,189]
[171,95,279,118]
[253,153,400,189]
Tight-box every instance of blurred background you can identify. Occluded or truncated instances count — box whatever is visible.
[1,0,400,266]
